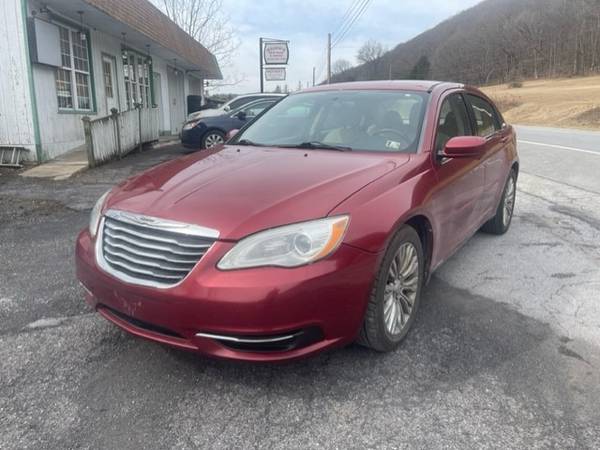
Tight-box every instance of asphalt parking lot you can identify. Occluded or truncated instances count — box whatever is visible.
[1,128,599,449]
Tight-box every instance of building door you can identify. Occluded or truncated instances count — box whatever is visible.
[167,66,185,135]
[153,72,166,133]
[101,55,119,114]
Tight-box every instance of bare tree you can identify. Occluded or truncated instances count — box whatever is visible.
[356,40,385,64]
[154,0,241,84]
[332,59,352,75]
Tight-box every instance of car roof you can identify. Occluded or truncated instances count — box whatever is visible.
[299,80,463,93]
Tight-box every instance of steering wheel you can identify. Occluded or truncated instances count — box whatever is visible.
[373,128,412,147]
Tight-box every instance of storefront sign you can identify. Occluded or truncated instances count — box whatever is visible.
[263,42,289,65]
[264,67,286,81]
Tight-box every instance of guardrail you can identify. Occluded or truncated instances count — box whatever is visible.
[82,106,159,167]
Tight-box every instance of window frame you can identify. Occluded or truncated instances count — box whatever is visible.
[54,22,95,114]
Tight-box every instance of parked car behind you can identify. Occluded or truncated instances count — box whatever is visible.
[186,93,285,122]
[77,81,518,362]
[181,98,279,149]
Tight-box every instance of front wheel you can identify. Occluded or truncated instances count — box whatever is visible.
[357,225,424,352]
[481,169,517,235]
[202,130,225,149]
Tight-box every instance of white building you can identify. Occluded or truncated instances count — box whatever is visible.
[0,0,222,163]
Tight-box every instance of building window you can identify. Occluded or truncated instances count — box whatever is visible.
[55,24,92,111]
[122,49,152,109]
[102,60,114,98]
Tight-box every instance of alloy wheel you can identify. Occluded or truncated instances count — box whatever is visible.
[205,133,224,148]
[383,242,419,337]
[503,176,516,227]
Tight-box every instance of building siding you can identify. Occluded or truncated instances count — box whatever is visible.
[0,0,36,159]
[27,3,185,158]
[4,0,217,161]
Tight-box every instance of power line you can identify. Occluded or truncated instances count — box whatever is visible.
[314,0,361,84]
[315,0,372,85]
[331,0,364,38]
[332,0,372,48]
[331,0,369,48]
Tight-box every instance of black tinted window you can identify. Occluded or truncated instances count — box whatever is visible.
[435,94,471,153]
[466,94,501,137]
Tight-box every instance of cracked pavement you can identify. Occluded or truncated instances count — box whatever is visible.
[1,129,600,449]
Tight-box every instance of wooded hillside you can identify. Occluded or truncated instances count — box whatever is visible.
[333,0,600,85]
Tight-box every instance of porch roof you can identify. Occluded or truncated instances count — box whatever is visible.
[40,0,222,79]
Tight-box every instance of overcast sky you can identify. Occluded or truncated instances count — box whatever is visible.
[215,0,482,94]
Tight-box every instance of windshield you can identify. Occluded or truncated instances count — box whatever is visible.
[232,90,428,153]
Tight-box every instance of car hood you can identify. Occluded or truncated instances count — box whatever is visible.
[105,146,408,240]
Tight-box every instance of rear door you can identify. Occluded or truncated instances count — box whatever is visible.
[429,92,485,261]
[464,94,509,219]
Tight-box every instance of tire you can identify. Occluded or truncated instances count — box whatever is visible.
[201,130,225,149]
[357,225,424,352]
[481,169,517,235]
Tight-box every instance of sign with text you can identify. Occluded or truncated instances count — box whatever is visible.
[264,67,286,81]
[263,42,289,65]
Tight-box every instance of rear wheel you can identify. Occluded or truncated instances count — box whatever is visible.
[357,225,424,352]
[202,130,225,149]
[481,169,517,235]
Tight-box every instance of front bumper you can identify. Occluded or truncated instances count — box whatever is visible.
[180,125,206,148]
[76,229,379,362]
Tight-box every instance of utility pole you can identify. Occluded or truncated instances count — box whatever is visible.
[326,33,332,84]
[312,67,316,86]
[259,37,264,93]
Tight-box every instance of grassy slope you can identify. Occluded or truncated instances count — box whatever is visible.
[481,76,600,130]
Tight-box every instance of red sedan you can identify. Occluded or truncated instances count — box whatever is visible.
[76,81,518,362]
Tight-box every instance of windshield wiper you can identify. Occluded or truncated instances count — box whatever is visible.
[283,141,353,152]
[236,139,268,147]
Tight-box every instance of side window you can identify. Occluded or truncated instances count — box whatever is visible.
[434,94,471,154]
[466,94,501,137]
[243,101,273,118]
[229,97,251,110]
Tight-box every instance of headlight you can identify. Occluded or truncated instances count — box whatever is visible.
[184,120,201,129]
[89,191,110,238]
[217,216,350,270]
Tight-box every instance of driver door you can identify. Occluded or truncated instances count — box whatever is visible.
[429,93,485,263]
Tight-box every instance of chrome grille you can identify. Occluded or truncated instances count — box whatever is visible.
[97,210,218,288]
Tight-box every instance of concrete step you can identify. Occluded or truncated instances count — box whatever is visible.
[20,147,88,181]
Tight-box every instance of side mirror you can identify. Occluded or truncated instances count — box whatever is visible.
[443,136,487,158]
[226,129,240,141]
[235,111,247,121]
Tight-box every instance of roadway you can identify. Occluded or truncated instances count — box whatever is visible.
[515,125,600,193]
[1,128,599,449]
